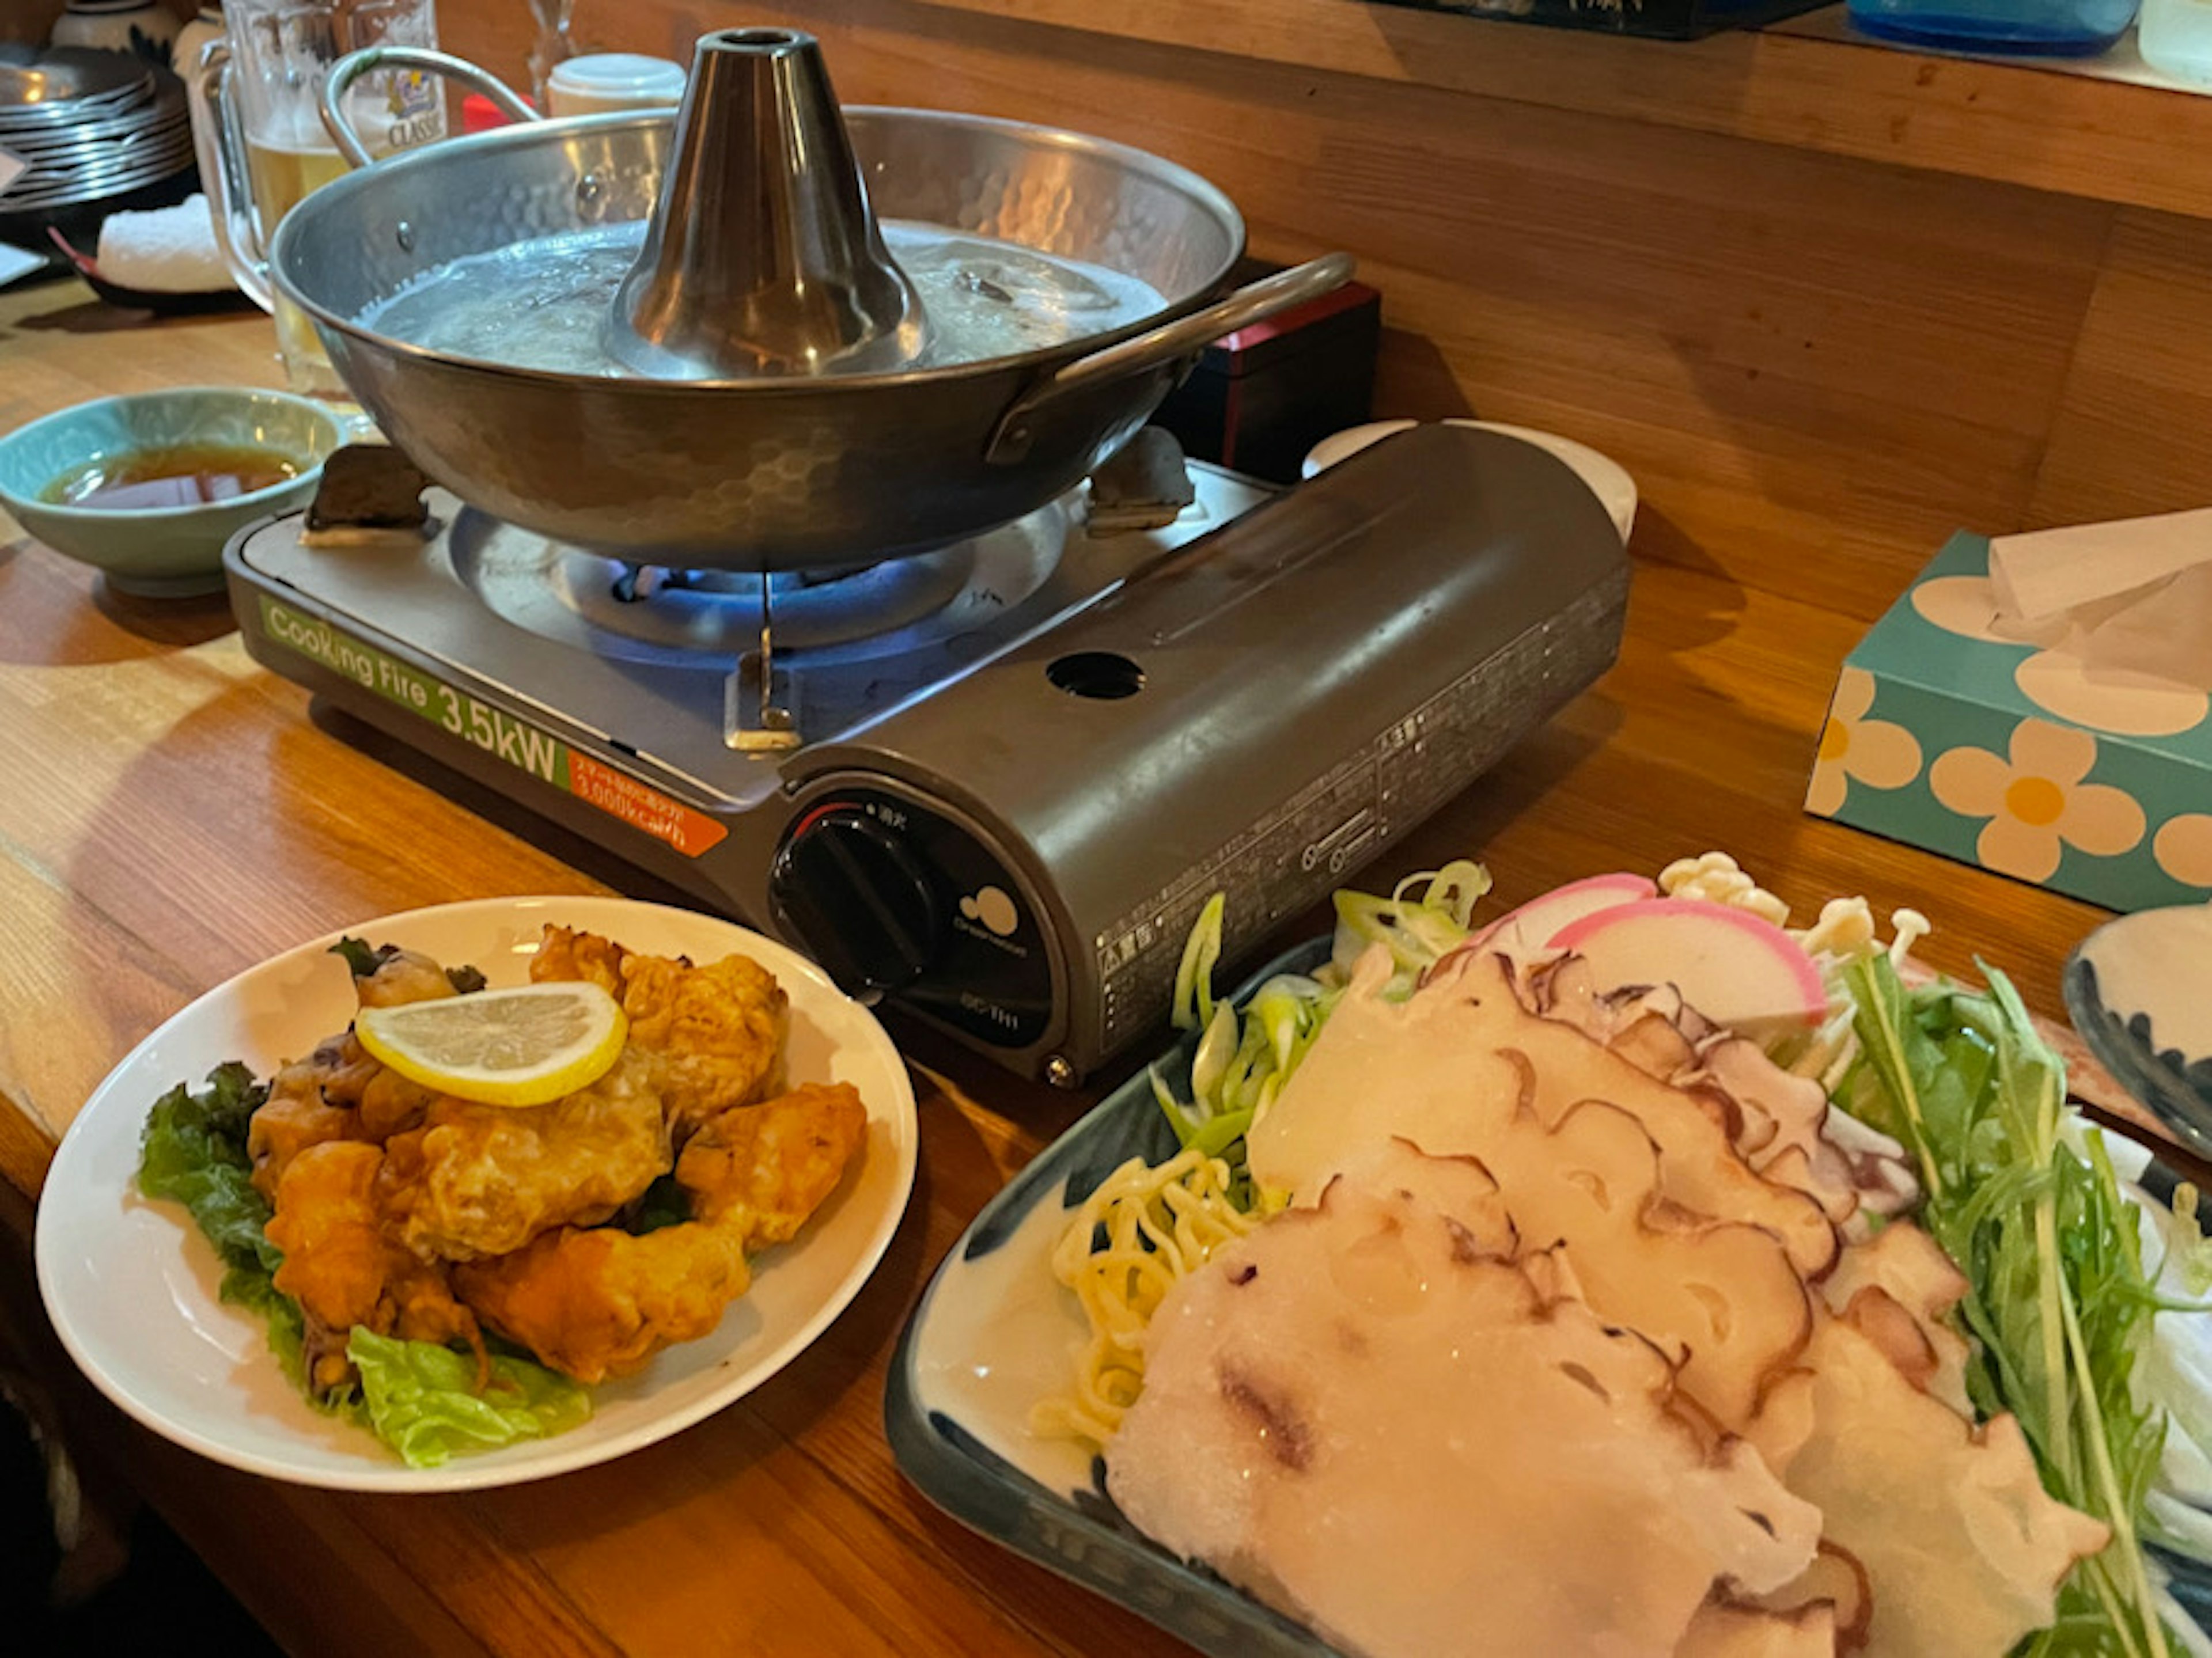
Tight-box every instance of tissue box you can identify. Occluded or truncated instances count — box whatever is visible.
[1806,532,2212,913]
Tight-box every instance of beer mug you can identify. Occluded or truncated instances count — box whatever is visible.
[195,0,446,399]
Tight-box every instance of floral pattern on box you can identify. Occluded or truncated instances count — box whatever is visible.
[1807,533,2212,911]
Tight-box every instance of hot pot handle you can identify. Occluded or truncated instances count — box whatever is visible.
[984,252,1357,466]
[319,47,541,168]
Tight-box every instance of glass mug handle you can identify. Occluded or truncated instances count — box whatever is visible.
[192,38,275,313]
[319,46,538,166]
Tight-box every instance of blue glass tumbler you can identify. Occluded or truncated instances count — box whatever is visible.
[1846,0,2141,54]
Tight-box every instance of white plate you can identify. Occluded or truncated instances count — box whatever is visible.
[35,894,919,1492]
[1301,418,1639,545]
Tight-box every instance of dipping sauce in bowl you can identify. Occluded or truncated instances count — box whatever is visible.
[44,444,304,511]
[0,387,347,597]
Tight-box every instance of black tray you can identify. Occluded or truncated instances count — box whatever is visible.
[1364,0,1831,43]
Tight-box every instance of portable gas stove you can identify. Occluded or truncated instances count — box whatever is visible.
[226,423,1628,1085]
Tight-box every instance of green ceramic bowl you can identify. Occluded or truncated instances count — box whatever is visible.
[0,387,347,598]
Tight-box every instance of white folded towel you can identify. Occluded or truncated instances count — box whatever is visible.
[94,195,232,294]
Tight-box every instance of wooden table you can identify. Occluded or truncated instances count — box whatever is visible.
[0,271,2140,1656]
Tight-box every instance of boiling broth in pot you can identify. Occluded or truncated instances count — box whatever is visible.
[356,221,1166,378]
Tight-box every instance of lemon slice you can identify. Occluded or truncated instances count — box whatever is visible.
[354,982,628,1107]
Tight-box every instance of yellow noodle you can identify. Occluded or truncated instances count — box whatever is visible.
[1028,1144,1259,1448]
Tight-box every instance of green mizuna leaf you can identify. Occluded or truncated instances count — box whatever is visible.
[1842,955,2178,1657]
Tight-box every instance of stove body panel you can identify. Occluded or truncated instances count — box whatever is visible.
[777,424,1631,1074]
[227,426,1627,1084]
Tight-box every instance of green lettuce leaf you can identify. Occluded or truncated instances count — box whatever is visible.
[138,1062,281,1276]
[349,1329,592,1469]
[139,1063,590,1467]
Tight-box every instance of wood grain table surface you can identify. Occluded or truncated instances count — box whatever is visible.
[0,272,2153,1656]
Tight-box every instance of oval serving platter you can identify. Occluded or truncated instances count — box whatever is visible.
[889,934,2212,1655]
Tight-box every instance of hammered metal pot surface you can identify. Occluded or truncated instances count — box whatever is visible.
[270,108,1245,570]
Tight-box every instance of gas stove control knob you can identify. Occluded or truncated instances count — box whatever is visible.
[770,807,944,996]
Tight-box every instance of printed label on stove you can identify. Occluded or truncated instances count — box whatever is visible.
[567,753,728,856]
[255,596,729,858]
[1088,589,1615,1054]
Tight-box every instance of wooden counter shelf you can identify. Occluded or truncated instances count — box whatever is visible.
[889,0,2212,221]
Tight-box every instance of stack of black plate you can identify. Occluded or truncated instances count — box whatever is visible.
[0,45,197,253]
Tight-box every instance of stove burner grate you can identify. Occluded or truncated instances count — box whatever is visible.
[603,552,971,631]
[447,502,1073,671]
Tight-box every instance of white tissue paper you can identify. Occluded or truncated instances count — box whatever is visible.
[93,195,232,294]
[0,149,37,290]
[0,241,41,290]
[1987,509,2212,695]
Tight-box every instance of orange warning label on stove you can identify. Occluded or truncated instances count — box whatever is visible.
[568,753,730,857]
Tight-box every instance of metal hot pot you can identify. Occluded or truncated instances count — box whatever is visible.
[268,29,1352,571]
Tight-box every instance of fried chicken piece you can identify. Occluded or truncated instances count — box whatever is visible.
[675,1083,868,1248]
[250,1092,360,1204]
[351,944,472,1008]
[530,925,628,997]
[380,1046,672,1262]
[532,929,789,1140]
[270,1143,392,1335]
[291,1031,384,1109]
[358,1067,436,1141]
[617,953,787,1135]
[248,944,469,1197]
[267,1141,486,1398]
[450,1083,868,1383]
[249,1037,377,1201]
[453,1216,751,1384]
